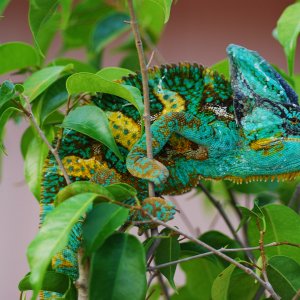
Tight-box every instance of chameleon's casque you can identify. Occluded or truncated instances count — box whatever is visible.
[41,45,300,297]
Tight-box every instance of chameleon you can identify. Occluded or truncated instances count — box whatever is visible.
[40,44,300,297]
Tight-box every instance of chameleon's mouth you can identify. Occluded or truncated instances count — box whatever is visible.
[201,172,300,184]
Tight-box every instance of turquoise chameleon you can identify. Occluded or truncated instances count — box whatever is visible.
[41,44,300,298]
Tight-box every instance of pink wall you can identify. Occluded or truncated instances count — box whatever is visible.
[0,0,298,298]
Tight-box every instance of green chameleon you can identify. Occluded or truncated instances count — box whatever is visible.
[41,44,300,298]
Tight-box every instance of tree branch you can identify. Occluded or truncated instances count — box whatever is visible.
[127,1,169,298]
[148,215,281,300]
[23,96,71,185]
[198,183,244,247]
[148,241,300,271]
[22,96,90,299]
[127,0,154,197]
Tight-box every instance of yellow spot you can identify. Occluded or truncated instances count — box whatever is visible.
[107,112,141,150]
[154,90,185,115]
[61,156,109,179]
[250,138,284,155]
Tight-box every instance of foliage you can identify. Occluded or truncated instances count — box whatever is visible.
[1,1,300,300]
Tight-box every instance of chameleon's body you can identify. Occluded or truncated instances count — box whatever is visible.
[41,45,300,297]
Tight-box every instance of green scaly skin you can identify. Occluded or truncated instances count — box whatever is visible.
[40,44,300,297]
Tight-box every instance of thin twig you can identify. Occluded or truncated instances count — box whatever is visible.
[156,272,170,300]
[23,96,71,185]
[148,241,300,271]
[227,187,253,260]
[127,2,169,298]
[148,215,281,300]
[21,96,90,299]
[169,196,197,236]
[256,219,278,299]
[141,29,166,65]
[198,182,244,247]
[147,51,156,68]
[292,289,300,300]
[127,0,155,197]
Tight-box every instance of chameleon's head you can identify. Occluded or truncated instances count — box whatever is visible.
[222,44,300,181]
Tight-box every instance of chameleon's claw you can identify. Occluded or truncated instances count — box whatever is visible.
[126,157,169,185]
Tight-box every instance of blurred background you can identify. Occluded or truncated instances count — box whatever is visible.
[0,0,299,298]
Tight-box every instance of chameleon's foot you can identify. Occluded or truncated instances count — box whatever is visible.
[126,157,169,186]
[131,197,176,234]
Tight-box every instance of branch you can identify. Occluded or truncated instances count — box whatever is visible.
[148,215,281,300]
[227,187,254,260]
[198,183,245,247]
[22,96,90,299]
[148,241,300,271]
[127,0,155,197]
[23,96,71,185]
[256,219,278,299]
[75,248,89,300]
[127,1,169,298]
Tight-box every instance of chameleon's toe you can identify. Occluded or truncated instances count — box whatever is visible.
[131,197,176,233]
[126,157,169,185]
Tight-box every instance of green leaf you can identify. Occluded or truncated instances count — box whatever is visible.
[0,80,16,110]
[61,105,123,160]
[18,271,77,299]
[39,76,68,124]
[135,0,165,42]
[23,65,73,101]
[171,257,224,300]
[90,12,130,54]
[0,0,10,14]
[150,0,173,23]
[89,233,147,300]
[210,59,230,80]
[55,181,114,206]
[248,204,300,264]
[48,58,97,73]
[267,256,300,300]
[43,111,65,126]
[83,203,129,255]
[96,67,135,81]
[200,231,244,262]
[0,106,22,153]
[105,183,137,201]
[155,232,180,289]
[27,192,103,299]
[276,3,300,75]
[211,264,259,300]
[29,0,60,56]
[237,201,266,232]
[293,74,300,98]
[24,127,54,200]
[20,127,34,159]
[66,72,144,116]
[63,1,112,50]
[60,0,72,29]
[0,42,39,75]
